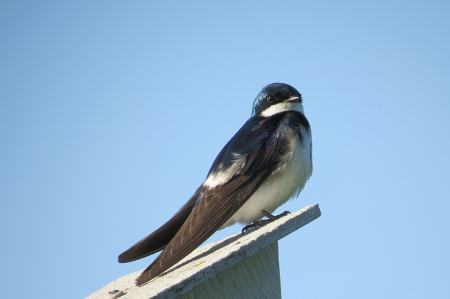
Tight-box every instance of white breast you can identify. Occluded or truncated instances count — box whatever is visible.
[219,126,312,229]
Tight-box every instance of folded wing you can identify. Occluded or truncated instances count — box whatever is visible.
[118,185,203,263]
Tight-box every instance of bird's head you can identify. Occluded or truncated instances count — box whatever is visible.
[251,83,303,117]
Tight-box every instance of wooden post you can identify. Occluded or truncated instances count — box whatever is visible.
[86,204,321,299]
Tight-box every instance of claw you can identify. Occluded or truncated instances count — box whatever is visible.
[241,210,291,234]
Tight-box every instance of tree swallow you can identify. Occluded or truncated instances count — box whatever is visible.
[119,83,313,286]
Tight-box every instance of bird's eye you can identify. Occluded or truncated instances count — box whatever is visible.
[266,94,275,103]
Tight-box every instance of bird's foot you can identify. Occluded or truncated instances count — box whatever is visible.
[241,210,290,234]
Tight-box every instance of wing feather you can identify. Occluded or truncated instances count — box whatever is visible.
[118,185,202,263]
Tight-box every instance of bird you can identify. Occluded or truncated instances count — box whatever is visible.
[118,83,313,286]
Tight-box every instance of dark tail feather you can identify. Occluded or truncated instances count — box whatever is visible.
[118,185,202,263]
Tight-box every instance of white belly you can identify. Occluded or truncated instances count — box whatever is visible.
[220,129,312,229]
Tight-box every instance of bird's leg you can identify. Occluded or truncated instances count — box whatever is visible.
[261,210,290,220]
[241,210,291,234]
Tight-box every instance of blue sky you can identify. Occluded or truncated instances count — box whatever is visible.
[1,1,449,298]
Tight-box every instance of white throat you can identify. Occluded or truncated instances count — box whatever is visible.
[260,101,305,117]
